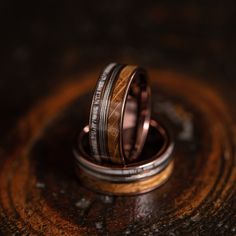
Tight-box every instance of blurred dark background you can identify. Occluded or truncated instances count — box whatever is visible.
[0,0,235,140]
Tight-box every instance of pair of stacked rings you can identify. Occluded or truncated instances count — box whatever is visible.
[74,63,174,195]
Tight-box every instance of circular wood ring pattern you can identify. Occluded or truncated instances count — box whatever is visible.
[0,69,235,235]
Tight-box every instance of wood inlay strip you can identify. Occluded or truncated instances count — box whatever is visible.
[107,65,137,163]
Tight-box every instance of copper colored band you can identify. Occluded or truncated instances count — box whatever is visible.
[75,120,174,181]
[74,120,174,195]
[107,65,151,164]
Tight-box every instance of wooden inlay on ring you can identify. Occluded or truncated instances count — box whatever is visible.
[76,161,174,195]
[107,65,137,163]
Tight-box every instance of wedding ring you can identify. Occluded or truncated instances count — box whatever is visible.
[89,63,151,164]
[74,120,174,195]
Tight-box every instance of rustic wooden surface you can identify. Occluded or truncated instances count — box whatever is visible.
[0,69,236,235]
[0,1,236,235]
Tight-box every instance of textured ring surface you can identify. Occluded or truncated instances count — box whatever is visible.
[74,120,174,195]
[89,63,151,164]
[89,63,117,160]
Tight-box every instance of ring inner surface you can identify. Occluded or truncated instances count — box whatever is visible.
[122,71,150,162]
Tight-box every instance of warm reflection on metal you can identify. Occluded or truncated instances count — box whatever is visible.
[74,120,174,195]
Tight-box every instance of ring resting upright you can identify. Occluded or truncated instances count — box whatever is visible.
[89,63,151,164]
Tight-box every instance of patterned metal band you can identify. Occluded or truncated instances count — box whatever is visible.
[98,64,124,159]
[89,63,151,164]
[75,121,174,181]
[74,121,174,195]
[89,63,117,161]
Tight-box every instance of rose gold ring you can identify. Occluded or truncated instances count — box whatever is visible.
[89,63,151,164]
[74,120,174,195]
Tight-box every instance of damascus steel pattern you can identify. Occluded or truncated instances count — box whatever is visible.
[98,64,124,159]
[89,63,116,161]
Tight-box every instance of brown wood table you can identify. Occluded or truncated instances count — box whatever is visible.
[0,1,236,235]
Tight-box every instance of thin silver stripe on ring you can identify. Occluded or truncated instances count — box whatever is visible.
[89,63,116,161]
[75,140,174,176]
[75,158,171,182]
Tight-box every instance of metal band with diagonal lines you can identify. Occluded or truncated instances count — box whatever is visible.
[89,64,151,164]
[98,64,124,160]
[89,63,117,161]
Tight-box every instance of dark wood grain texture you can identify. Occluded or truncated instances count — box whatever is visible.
[0,0,236,235]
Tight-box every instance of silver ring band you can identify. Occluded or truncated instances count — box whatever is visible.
[89,63,117,160]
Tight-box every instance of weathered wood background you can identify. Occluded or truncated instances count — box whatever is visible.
[0,1,236,235]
